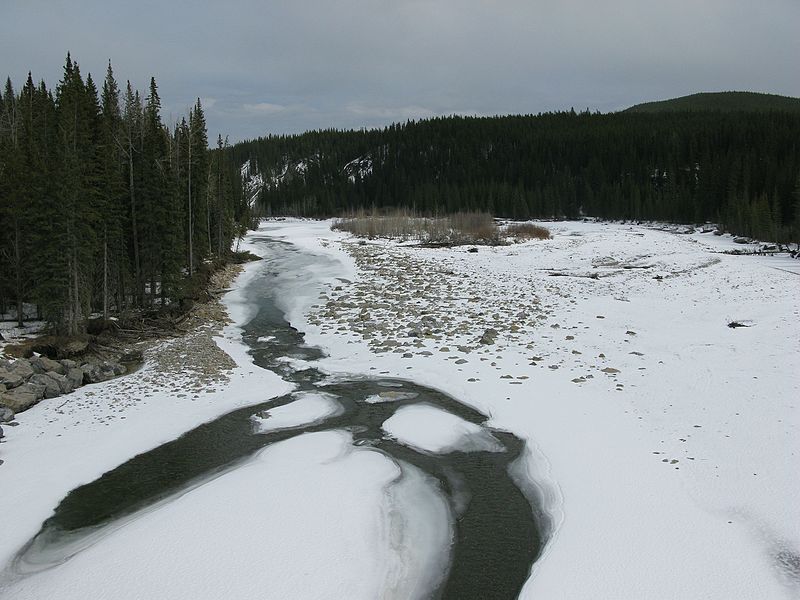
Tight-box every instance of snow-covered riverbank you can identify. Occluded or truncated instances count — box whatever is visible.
[266,218,800,599]
[0,245,293,574]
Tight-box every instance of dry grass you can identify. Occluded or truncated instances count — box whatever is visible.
[332,210,500,245]
[502,222,551,240]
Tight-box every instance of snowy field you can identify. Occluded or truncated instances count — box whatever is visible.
[0,218,797,599]
[265,219,800,599]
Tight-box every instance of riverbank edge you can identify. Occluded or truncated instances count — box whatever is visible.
[0,229,294,571]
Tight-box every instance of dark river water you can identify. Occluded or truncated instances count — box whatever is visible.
[9,233,549,599]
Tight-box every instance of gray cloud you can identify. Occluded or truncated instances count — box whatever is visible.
[2,0,799,141]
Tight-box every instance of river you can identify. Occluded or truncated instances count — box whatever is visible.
[8,232,548,599]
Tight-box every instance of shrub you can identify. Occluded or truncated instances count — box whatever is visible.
[332,209,500,245]
[503,222,551,240]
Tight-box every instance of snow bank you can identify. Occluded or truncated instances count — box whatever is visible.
[2,431,452,600]
[382,403,503,454]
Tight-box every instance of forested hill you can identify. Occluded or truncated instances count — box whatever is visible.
[624,92,800,114]
[231,109,800,243]
[0,55,254,335]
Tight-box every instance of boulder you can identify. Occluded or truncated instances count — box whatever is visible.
[30,356,66,375]
[66,367,84,390]
[30,374,61,399]
[80,362,119,384]
[44,371,74,394]
[80,363,103,384]
[12,359,34,380]
[0,382,46,412]
[60,359,77,370]
[0,367,25,389]
[0,406,14,422]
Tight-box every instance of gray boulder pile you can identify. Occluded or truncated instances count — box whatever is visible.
[0,356,126,415]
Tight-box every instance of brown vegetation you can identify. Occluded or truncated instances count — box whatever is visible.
[332,210,501,245]
[502,222,552,240]
[332,211,552,245]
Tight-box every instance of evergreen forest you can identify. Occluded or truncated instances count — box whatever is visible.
[0,55,255,335]
[232,104,800,244]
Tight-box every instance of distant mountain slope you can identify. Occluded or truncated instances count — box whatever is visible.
[624,91,800,113]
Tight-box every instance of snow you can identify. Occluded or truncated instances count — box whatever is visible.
[382,403,504,454]
[3,431,453,600]
[365,390,419,403]
[2,217,797,599]
[261,218,800,599]
[251,391,343,433]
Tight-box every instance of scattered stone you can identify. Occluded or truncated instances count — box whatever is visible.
[479,328,499,345]
[601,367,620,374]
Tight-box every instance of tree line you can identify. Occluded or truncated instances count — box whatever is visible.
[232,110,800,243]
[0,54,255,335]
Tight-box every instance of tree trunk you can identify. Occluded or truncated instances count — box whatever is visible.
[188,135,193,276]
[128,136,141,306]
[103,226,109,321]
[13,219,23,328]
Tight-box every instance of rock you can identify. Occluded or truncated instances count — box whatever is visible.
[0,406,14,422]
[45,371,74,394]
[479,328,499,345]
[0,382,46,412]
[30,356,67,375]
[0,424,3,439]
[0,367,25,389]
[601,367,620,374]
[80,363,98,384]
[60,359,78,370]
[80,361,120,384]
[66,367,84,390]
[30,374,61,399]
[733,237,749,244]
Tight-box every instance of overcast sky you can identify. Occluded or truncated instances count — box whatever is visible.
[3,0,799,142]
